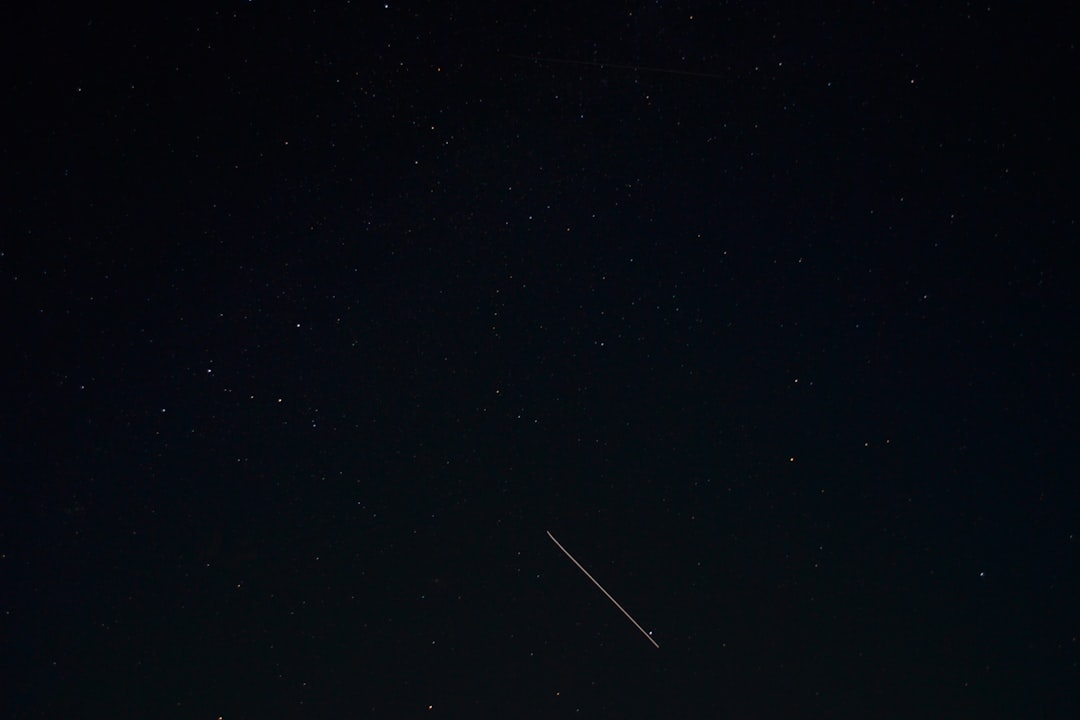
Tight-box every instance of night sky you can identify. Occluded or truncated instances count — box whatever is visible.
[3,2,1077,718]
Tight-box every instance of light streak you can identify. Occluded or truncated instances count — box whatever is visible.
[547,530,660,648]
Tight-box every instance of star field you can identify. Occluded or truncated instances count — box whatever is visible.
[3,2,1077,718]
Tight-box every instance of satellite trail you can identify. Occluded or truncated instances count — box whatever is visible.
[547,530,660,648]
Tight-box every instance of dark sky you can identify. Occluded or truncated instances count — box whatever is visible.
[3,2,1076,718]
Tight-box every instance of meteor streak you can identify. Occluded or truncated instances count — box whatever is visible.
[546,530,660,648]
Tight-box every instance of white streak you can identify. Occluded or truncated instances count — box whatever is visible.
[547,530,660,648]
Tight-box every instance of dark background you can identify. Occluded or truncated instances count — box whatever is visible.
[3,2,1076,717]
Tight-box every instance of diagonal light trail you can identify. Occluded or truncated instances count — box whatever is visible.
[547,530,660,648]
